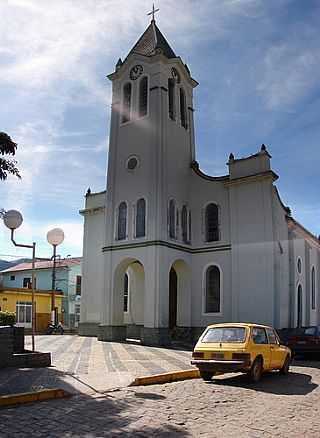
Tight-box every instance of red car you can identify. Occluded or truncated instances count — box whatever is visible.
[281,326,320,356]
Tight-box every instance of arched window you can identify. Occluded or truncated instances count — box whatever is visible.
[181,206,188,243]
[188,210,192,243]
[180,88,187,128]
[205,203,219,242]
[136,198,146,238]
[168,78,175,120]
[139,76,148,117]
[122,83,132,123]
[311,267,316,310]
[297,285,302,327]
[124,273,129,312]
[205,266,221,313]
[117,202,127,240]
[169,199,176,239]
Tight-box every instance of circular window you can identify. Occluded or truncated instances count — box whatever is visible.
[126,156,139,171]
[297,258,302,274]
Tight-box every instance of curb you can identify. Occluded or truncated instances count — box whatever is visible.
[130,368,200,386]
[0,388,70,408]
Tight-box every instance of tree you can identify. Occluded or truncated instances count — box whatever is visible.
[0,132,21,181]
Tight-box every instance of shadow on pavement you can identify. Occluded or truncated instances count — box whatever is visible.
[0,366,92,396]
[0,387,191,437]
[210,371,318,396]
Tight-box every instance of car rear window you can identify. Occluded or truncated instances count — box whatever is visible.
[201,327,246,343]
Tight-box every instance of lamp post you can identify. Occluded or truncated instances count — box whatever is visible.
[3,210,36,352]
[47,228,64,325]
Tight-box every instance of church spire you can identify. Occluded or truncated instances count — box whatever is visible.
[125,15,176,60]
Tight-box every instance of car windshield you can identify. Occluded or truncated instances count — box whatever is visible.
[201,327,247,343]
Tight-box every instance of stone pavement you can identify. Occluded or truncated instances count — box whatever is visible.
[0,335,193,395]
[1,361,320,437]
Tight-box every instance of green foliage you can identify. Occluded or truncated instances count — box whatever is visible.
[0,311,16,326]
[0,132,21,181]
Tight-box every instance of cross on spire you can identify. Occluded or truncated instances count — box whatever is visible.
[147,3,159,22]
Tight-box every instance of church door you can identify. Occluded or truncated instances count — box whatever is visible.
[169,268,177,330]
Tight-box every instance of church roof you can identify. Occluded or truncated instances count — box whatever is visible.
[126,20,176,60]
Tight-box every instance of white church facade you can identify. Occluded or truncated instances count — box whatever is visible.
[79,19,320,345]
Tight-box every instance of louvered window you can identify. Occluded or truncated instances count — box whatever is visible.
[136,198,146,238]
[168,78,175,120]
[181,206,188,243]
[169,199,176,239]
[205,266,221,313]
[117,202,127,240]
[139,77,148,117]
[180,88,187,128]
[122,83,132,123]
[205,203,219,242]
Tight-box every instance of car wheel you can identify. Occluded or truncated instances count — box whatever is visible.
[249,357,263,383]
[200,371,214,381]
[279,355,290,375]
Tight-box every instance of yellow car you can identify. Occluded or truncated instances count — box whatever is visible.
[191,323,291,382]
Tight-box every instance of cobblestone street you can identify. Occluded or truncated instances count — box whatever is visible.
[1,359,320,437]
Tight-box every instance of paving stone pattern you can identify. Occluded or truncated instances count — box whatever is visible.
[0,335,193,395]
[1,362,320,437]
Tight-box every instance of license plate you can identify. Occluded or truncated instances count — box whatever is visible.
[297,341,306,344]
[211,353,224,359]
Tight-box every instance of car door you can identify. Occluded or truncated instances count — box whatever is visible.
[251,327,271,369]
[266,328,284,368]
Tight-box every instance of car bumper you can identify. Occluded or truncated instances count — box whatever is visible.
[191,359,250,373]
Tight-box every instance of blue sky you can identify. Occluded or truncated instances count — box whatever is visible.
[0,0,319,260]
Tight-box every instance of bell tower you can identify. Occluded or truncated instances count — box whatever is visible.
[104,16,198,246]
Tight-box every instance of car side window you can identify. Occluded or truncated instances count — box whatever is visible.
[252,327,268,344]
[266,328,277,344]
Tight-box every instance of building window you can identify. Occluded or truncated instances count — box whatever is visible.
[76,275,82,296]
[205,203,219,242]
[23,277,31,288]
[180,88,187,128]
[188,210,192,243]
[10,275,15,281]
[297,284,302,327]
[75,304,80,323]
[16,301,32,326]
[181,206,188,243]
[311,267,316,310]
[205,266,221,313]
[168,78,175,120]
[124,273,129,312]
[117,202,127,240]
[139,76,148,117]
[136,198,146,238]
[297,257,302,274]
[121,82,132,123]
[169,199,176,239]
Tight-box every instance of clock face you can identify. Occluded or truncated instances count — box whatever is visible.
[130,65,143,80]
[171,67,180,83]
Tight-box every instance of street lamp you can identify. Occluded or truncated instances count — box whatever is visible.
[47,228,64,325]
[3,210,36,352]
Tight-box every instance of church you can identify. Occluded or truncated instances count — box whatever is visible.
[79,17,320,345]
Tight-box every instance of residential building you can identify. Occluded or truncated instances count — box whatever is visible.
[0,258,82,331]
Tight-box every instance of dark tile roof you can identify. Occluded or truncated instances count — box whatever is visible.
[0,257,82,273]
[127,20,176,60]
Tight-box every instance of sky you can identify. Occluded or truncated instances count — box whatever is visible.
[0,0,319,260]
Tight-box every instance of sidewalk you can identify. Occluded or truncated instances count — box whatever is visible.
[0,335,194,396]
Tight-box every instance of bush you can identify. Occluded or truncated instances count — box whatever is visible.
[0,311,16,326]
